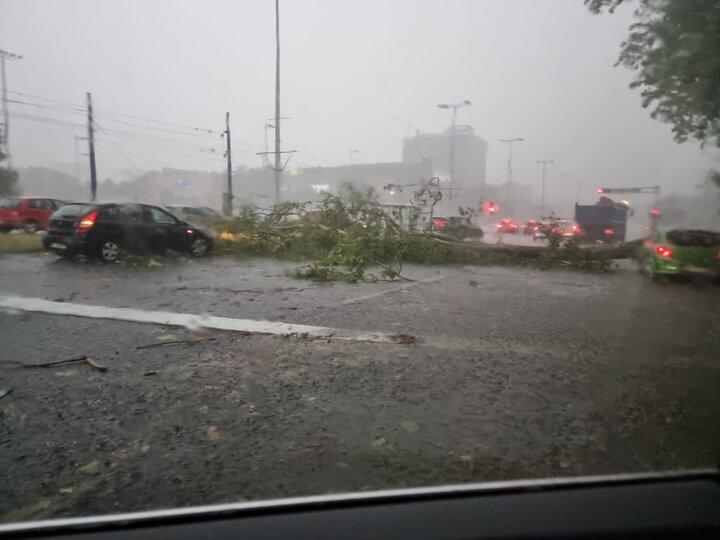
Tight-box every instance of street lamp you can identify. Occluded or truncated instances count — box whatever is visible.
[349,148,360,165]
[500,137,524,186]
[536,159,555,217]
[437,99,472,200]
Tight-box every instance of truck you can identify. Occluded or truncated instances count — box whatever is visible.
[574,197,629,244]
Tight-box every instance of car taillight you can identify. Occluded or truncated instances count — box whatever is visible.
[603,227,614,236]
[715,249,720,261]
[654,245,673,259]
[75,210,99,233]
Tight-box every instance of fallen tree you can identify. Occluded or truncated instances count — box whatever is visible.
[215,186,637,282]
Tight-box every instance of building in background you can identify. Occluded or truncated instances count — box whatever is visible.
[402,126,488,187]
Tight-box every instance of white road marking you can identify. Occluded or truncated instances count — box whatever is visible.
[0,295,396,343]
[340,276,444,305]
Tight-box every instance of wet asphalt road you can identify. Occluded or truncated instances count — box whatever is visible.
[1,252,719,523]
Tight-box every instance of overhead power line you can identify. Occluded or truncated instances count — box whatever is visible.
[94,121,143,173]
[7,89,83,109]
[7,88,266,160]
[94,137,225,163]
[7,98,86,116]
[295,149,333,165]
[10,123,61,135]
[6,110,86,130]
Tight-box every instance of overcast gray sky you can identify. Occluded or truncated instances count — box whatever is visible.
[1,0,716,203]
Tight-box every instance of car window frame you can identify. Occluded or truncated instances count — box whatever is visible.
[146,206,179,225]
[119,203,146,224]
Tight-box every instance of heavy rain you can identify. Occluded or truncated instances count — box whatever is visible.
[1,0,719,529]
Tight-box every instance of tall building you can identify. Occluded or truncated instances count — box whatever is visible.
[402,125,488,187]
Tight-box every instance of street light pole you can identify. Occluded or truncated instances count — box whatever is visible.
[349,148,359,165]
[536,159,554,217]
[437,100,471,201]
[0,48,23,167]
[273,0,282,203]
[500,137,524,186]
[223,112,233,217]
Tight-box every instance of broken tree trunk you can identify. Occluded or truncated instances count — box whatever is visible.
[432,236,640,260]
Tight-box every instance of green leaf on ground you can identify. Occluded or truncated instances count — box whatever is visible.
[79,459,104,475]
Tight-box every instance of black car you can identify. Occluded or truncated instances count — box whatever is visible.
[43,202,213,262]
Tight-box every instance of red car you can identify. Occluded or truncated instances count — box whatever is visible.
[496,218,519,234]
[431,217,448,230]
[0,197,66,234]
[554,219,583,238]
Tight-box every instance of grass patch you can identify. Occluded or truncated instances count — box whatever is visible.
[0,233,43,253]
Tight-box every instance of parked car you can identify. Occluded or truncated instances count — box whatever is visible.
[641,228,720,283]
[43,202,213,262]
[164,205,224,223]
[0,196,66,233]
[496,218,519,234]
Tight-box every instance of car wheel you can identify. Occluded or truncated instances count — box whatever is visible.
[23,221,38,234]
[189,238,210,257]
[98,240,121,263]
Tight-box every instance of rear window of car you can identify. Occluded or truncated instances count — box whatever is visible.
[53,204,96,218]
[0,198,20,209]
[667,229,720,247]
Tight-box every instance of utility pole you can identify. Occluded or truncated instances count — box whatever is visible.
[500,137,524,186]
[437,100,471,201]
[223,112,233,216]
[349,148,359,165]
[0,48,23,166]
[273,0,282,203]
[263,123,274,169]
[536,159,554,217]
[86,92,98,202]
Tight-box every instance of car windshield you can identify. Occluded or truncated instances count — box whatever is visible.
[1,0,720,528]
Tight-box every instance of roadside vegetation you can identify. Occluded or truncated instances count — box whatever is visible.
[0,233,42,254]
